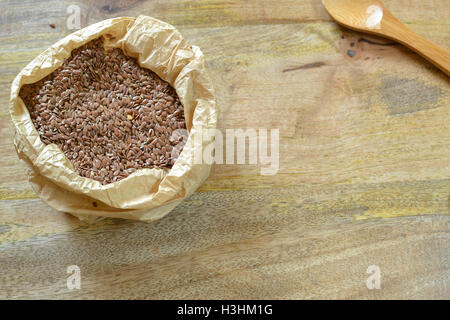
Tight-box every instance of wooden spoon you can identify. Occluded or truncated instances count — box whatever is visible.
[322,0,450,76]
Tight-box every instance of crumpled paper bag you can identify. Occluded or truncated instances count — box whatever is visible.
[9,16,217,222]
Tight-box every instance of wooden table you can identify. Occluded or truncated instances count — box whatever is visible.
[0,0,449,299]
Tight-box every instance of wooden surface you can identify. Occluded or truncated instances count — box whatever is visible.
[0,0,449,299]
[321,0,450,75]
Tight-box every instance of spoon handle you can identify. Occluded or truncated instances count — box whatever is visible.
[387,21,450,76]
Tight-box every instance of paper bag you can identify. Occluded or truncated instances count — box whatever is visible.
[9,16,217,222]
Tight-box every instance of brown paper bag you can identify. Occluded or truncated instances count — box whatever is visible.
[9,16,217,222]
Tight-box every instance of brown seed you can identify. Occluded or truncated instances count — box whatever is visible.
[19,37,186,185]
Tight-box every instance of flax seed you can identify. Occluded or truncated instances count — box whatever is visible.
[20,37,187,185]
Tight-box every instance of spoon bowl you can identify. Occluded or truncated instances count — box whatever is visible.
[322,0,450,75]
[322,0,391,34]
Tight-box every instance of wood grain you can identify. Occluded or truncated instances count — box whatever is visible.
[0,0,449,299]
[322,0,450,75]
